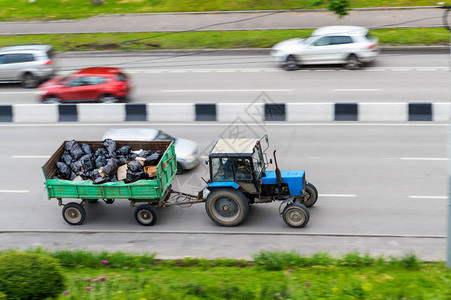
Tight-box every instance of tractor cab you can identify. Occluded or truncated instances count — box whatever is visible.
[208,138,266,195]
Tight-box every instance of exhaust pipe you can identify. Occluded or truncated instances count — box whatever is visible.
[273,150,283,185]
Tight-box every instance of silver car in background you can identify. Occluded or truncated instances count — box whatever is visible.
[0,44,57,88]
[102,128,200,173]
[271,26,378,70]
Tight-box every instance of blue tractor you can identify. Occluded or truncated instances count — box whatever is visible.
[204,135,318,228]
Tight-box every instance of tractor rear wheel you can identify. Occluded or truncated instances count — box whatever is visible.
[282,203,310,228]
[205,189,248,226]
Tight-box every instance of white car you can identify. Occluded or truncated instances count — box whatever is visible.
[271,26,379,70]
[0,45,57,88]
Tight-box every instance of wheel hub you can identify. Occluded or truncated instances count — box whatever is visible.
[290,211,302,222]
[215,197,238,218]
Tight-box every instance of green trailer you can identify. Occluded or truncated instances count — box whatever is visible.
[42,140,179,226]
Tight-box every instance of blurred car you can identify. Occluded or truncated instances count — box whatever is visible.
[271,26,378,70]
[37,67,131,103]
[102,128,200,173]
[0,44,57,88]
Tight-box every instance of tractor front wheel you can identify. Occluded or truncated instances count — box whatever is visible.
[205,189,248,226]
[282,203,310,228]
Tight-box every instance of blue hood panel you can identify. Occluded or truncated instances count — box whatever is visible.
[262,170,305,196]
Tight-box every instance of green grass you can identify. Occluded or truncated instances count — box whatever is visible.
[1,249,450,299]
[0,28,447,53]
[0,0,443,21]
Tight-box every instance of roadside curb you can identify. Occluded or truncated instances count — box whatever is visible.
[1,102,448,123]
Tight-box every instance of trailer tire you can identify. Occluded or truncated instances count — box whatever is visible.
[282,203,309,228]
[134,204,158,226]
[205,189,248,227]
[301,182,318,207]
[62,202,86,225]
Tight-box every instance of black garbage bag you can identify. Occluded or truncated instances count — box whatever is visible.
[116,146,132,156]
[126,153,137,161]
[138,150,152,158]
[94,148,108,158]
[127,160,143,173]
[69,160,84,174]
[61,151,73,166]
[125,170,149,183]
[95,155,107,168]
[56,162,76,180]
[144,152,161,166]
[91,169,109,184]
[110,174,118,182]
[80,170,92,181]
[65,140,84,160]
[102,139,117,157]
[117,156,129,165]
[101,157,120,176]
[80,154,95,172]
[81,144,92,155]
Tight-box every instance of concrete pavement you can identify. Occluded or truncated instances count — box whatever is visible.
[0,6,446,35]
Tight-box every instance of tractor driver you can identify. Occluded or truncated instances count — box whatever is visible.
[234,158,252,180]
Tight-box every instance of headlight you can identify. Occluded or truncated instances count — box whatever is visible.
[179,155,197,162]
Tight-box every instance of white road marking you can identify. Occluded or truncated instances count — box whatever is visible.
[0,92,36,95]
[12,155,50,159]
[112,67,450,73]
[161,89,294,93]
[0,190,29,193]
[333,89,380,92]
[400,157,448,161]
[319,194,357,197]
[409,196,447,199]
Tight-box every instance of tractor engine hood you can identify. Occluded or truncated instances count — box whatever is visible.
[262,170,305,196]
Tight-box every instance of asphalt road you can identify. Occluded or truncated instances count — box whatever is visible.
[0,122,447,260]
[0,52,447,104]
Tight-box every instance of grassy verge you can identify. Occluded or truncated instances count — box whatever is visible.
[0,28,448,53]
[1,249,450,299]
[1,0,442,21]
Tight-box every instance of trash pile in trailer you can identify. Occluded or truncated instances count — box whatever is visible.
[55,139,164,184]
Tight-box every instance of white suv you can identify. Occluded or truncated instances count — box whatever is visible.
[0,45,57,88]
[271,26,379,70]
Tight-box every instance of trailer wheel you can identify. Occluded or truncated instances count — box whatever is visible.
[134,204,158,226]
[301,182,318,207]
[62,202,86,225]
[205,189,248,227]
[282,203,309,228]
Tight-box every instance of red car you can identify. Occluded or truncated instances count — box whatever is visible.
[38,67,131,103]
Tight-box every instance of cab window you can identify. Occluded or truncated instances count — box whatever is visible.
[232,158,253,181]
[211,158,233,181]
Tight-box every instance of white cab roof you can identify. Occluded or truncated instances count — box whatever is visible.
[211,139,259,155]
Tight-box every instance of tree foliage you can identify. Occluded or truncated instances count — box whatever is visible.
[312,0,352,18]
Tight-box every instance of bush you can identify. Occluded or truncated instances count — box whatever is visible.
[0,252,65,299]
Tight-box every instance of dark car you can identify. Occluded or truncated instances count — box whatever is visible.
[38,67,131,103]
